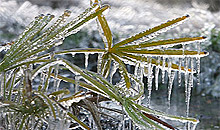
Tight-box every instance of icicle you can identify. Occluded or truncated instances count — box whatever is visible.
[168,71,175,108]
[84,53,89,69]
[97,53,103,74]
[184,57,190,117]
[178,58,182,87]
[155,57,160,90]
[147,57,153,106]
[110,61,118,84]
[71,52,76,58]
[75,74,81,93]
[167,58,172,80]
[189,58,194,88]
[162,57,166,84]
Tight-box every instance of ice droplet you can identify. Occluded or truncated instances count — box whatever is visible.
[162,57,166,84]
[84,53,89,69]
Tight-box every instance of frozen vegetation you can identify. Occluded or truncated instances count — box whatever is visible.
[0,0,219,129]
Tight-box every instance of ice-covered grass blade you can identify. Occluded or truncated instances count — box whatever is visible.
[111,53,131,88]
[118,37,206,50]
[97,14,113,49]
[120,49,208,57]
[113,15,190,48]
[67,112,90,130]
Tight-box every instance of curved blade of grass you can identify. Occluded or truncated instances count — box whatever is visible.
[110,53,131,88]
[67,112,90,130]
[118,37,206,50]
[113,15,190,48]
[97,14,113,49]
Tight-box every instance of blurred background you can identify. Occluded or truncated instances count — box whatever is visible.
[0,0,220,129]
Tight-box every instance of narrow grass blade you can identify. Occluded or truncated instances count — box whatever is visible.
[111,53,131,88]
[118,37,206,50]
[121,49,208,57]
[97,14,113,49]
[67,112,90,130]
[113,15,190,48]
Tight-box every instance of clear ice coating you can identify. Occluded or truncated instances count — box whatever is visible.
[0,0,211,129]
[84,53,89,69]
